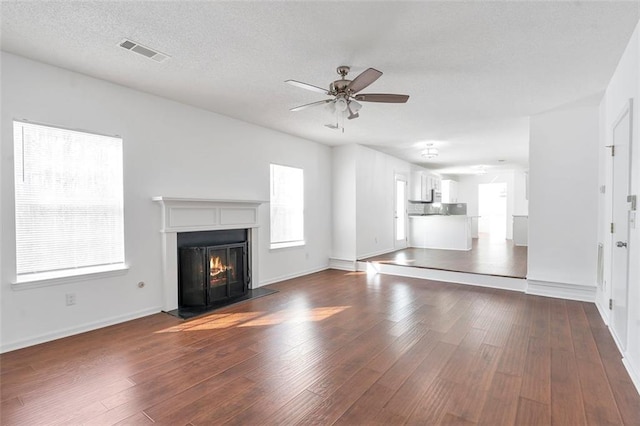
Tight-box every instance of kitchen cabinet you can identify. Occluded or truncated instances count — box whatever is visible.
[441,180,459,203]
[411,172,442,202]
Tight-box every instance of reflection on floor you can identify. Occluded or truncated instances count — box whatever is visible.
[362,234,527,279]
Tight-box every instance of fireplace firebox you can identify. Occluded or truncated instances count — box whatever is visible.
[178,230,250,308]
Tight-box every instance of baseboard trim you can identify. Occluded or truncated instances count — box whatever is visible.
[357,247,403,260]
[328,258,357,271]
[258,265,330,286]
[526,279,596,302]
[622,356,640,395]
[365,262,527,293]
[595,300,610,326]
[0,306,162,354]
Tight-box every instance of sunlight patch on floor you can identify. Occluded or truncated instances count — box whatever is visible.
[155,306,351,333]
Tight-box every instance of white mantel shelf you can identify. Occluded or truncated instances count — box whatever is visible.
[152,196,266,311]
[152,197,267,233]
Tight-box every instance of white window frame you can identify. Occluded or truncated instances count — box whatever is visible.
[269,163,305,250]
[12,120,127,288]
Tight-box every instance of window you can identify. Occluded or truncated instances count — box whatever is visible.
[270,164,304,249]
[13,121,125,282]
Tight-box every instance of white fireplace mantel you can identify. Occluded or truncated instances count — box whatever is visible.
[152,197,266,311]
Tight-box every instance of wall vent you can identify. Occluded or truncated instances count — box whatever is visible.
[118,39,170,63]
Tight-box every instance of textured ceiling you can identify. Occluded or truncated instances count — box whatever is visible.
[2,1,639,175]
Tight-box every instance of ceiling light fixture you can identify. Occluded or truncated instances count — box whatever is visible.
[421,143,439,159]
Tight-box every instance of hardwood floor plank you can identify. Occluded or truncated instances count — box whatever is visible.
[575,358,623,425]
[550,348,587,425]
[332,382,397,425]
[495,324,530,376]
[294,366,383,425]
[382,340,458,418]
[477,371,522,425]
[1,270,637,426]
[405,377,458,424]
[514,396,550,425]
[519,336,551,404]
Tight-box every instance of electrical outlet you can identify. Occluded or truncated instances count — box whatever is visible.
[65,293,76,306]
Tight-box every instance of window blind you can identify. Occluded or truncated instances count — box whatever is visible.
[13,121,125,277]
[270,164,304,245]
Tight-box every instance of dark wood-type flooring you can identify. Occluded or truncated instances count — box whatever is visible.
[2,270,639,425]
[363,235,528,279]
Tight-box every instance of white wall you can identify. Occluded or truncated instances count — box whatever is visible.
[331,144,357,261]
[528,103,599,291]
[456,170,527,240]
[355,145,411,258]
[0,53,332,352]
[331,144,413,262]
[598,21,640,388]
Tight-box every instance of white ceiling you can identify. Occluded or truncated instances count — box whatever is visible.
[2,1,638,176]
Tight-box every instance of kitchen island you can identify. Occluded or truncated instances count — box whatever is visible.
[409,215,472,251]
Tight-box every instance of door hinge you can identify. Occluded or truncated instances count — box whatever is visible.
[610,223,615,233]
[609,299,613,310]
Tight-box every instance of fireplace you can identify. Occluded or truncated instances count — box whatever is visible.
[178,230,250,307]
[153,197,265,312]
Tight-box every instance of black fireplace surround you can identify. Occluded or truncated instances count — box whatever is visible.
[177,229,250,308]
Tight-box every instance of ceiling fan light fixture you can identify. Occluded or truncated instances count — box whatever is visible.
[335,98,348,113]
[349,100,362,113]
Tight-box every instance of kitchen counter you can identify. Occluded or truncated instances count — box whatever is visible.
[409,215,472,251]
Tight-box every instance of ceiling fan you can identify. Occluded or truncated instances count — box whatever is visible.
[286,66,409,122]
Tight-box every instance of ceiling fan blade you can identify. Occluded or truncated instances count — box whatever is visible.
[354,93,410,103]
[285,80,329,95]
[290,99,332,112]
[346,68,382,93]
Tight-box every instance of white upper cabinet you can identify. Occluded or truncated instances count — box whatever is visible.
[411,171,442,201]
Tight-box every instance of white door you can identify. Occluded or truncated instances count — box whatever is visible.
[395,175,408,249]
[478,183,507,240]
[610,100,632,349]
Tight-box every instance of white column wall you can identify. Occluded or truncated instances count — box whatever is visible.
[528,103,599,298]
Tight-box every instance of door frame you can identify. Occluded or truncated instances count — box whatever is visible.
[608,98,633,351]
[394,173,408,249]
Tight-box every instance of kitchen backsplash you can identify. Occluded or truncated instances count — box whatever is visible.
[408,202,467,215]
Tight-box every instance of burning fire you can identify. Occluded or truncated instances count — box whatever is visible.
[210,255,234,283]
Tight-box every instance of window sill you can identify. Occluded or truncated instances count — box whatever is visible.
[270,241,305,250]
[11,264,129,291]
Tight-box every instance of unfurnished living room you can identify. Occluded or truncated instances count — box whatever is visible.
[1,1,640,425]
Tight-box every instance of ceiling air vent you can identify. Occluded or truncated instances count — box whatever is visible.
[118,39,170,63]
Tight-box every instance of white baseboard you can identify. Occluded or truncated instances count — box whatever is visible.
[328,258,357,271]
[357,247,402,260]
[258,265,330,286]
[595,300,610,326]
[0,306,162,354]
[622,357,640,395]
[367,262,527,293]
[526,279,596,302]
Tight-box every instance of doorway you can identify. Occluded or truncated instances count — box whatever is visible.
[394,175,408,249]
[609,99,633,350]
[478,183,507,241]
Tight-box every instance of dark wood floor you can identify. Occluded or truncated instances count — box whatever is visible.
[2,270,638,425]
[363,235,528,279]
